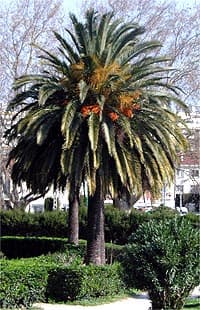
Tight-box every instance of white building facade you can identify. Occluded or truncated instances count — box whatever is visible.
[174,106,200,211]
[134,105,200,212]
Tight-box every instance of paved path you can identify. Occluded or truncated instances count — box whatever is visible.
[34,287,200,310]
[34,293,151,310]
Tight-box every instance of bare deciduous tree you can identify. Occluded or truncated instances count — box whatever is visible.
[0,0,64,208]
[79,0,200,105]
[0,0,64,106]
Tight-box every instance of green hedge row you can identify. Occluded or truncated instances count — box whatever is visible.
[46,263,124,302]
[0,258,52,309]
[0,236,123,262]
[0,256,124,308]
[1,206,199,244]
[0,210,68,237]
[0,236,86,258]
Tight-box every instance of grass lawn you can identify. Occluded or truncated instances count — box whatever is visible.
[183,297,200,309]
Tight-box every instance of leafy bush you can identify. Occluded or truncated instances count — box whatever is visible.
[1,236,123,263]
[0,254,124,308]
[0,210,36,236]
[0,236,86,259]
[149,205,179,218]
[121,217,200,310]
[0,252,84,308]
[0,258,52,308]
[1,207,198,245]
[185,212,200,229]
[104,205,132,244]
[105,243,124,264]
[46,263,124,302]
[0,210,67,237]
[1,236,67,258]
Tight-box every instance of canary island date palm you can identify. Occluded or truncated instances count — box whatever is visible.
[6,10,188,264]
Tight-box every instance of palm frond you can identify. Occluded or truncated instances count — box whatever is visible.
[6,10,189,200]
[121,41,162,66]
[61,100,79,147]
[111,27,145,62]
[38,83,62,106]
[53,31,80,63]
[79,80,90,103]
[96,12,115,56]
[70,13,89,55]
[88,113,100,152]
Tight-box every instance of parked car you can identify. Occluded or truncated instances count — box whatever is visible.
[177,206,189,215]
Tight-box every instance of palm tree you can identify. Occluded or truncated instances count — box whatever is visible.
[6,10,188,264]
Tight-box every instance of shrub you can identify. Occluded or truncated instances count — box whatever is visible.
[0,210,67,237]
[35,211,67,237]
[121,217,200,310]
[104,205,131,244]
[0,210,36,236]
[2,207,197,245]
[1,236,123,263]
[0,252,84,309]
[0,236,86,259]
[185,212,200,229]
[149,205,179,218]
[105,243,124,264]
[0,258,52,308]
[1,236,67,258]
[0,254,124,308]
[46,263,124,302]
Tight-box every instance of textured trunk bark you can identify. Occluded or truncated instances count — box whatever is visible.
[68,193,79,245]
[86,170,105,265]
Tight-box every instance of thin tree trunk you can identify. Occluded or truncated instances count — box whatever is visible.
[86,170,105,265]
[68,190,79,245]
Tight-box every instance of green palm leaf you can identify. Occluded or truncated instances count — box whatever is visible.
[6,9,189,204]
[53,31,79,63]
[88,113,100,152]
[61,100,79,147]
[38,83,61,106]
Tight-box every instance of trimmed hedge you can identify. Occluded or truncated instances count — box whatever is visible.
[0,210,68,237]
[0,257,125,308]
[1,207,199,245]
[0,258,52,308]
[0,236,86,259]
[46,263,124,302]
[0,236,124,262]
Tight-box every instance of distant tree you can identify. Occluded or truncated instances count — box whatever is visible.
[0,0,64,209]
[0,0,63,106]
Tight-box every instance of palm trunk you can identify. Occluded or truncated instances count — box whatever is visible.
[68,190,79,245]
[86,170,105,265]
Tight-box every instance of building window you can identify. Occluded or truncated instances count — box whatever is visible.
[176,185,184,193]
[190,170,199,178]
[191,185,200,193]
[176,169,184,178]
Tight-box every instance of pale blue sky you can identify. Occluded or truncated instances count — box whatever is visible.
[2,0,199,13]
[62,0,199,14]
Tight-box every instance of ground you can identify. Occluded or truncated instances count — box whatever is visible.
[34,287,200,310]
